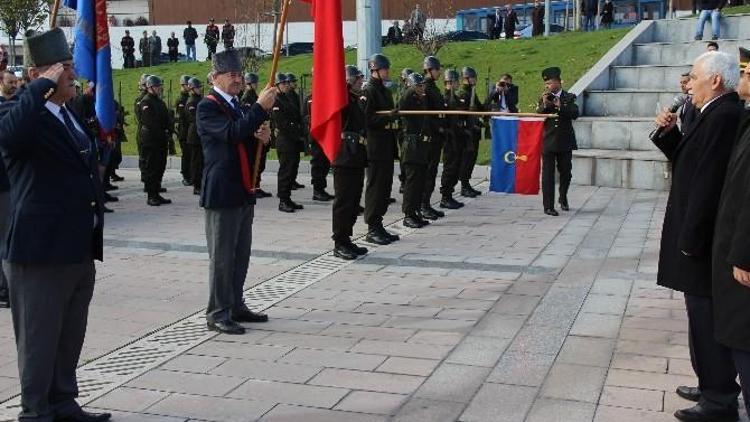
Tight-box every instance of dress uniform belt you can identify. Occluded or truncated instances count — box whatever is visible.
[384,122,398,130]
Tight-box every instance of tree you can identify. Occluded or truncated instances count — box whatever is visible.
[403,0,453,58]
[0,0,50,66]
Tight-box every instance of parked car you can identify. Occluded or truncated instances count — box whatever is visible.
[515,23,565,38]
[281,42,314,56]
[438,30,491,42]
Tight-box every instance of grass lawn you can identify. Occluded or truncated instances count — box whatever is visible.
[114,28,628,164]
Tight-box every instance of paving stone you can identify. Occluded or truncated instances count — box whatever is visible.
[391,398,465,422]
[487,352,556,387]
[145,393,274,422]
[525,398,596,422]
[354,303,441,318]
[600,385,664,411]
[377,357,441,377]
[570,313,622,338]
[88,387,169,412]
[381,316,477,332]
[88,410,187,422]
[351,340,453,360]
[471,314,525,338]
[591,278,633,296]
[126,370,245,397]
[490,294,542,316]
[581,294,629,315]
[505,324,569,355]
[605,368,695,391]
[160,354,227,373]
[435,308,487,321]
[259,404,389,422]
[210,359,322,383]
[459,383,537,422]
[414,363,491,403]
[334,391,408,415]
[557,336,616,368]
[319,325,416,342]
[611,353,668,373]
[407,330,466,346]
[541,363,608,403]
[256,332,360,351]
[227,379,349,408]
[309,368,425,394]
[445,336,511,367]
[593,405,675,422]
[616,340,690,359]
[300,310,390,326]
[667,358,694,376]
[410,297,495,311]
[189,341,293,361]
[278,348,387,371]
[253,318,333,335]
[507,280,552,296]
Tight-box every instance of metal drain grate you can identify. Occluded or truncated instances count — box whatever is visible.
[0,183,486,420]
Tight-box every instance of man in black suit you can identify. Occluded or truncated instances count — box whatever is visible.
[120,30,135,68]
[679,72,699,135]
[504,5,519,40]
[488,8,503,39]
[0,28,110,422]
[653,50,743,422]
[536,67,579,216]
[488,73,519,113]
[196,49,276,335]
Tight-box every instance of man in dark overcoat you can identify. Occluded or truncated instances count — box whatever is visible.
[653,50,743,422]
[196,49,276,335]
[711,46,750,421]
[0,28,111,422]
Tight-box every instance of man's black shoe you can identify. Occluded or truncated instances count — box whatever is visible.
[159,187,167,193]
[461,187,479,198]
[334,243,358,260]
[147,197,161,206]
[347,242,368,255]
[421,207,440,220]
[103,192,118,203]
[0,291,9,308]
[292,181,305,190]
[389,197,397,204]
[357,205,364,215]
[560,198,570,211]
[55,409,112,422]
[291,201,304,210]
[181,179,192,186]
[404,215,425,228]
[366,230,391,245]
[207,320,245,335]
[111,173,125,182]
[193,188,201,195]
[279,201,296,213]
[103,183,118,192]
[544,208,559,216]
[313,190,335,201]
[674,403,738,422]
[233,309,269,323]
[439,197,463,209]
[156,195,172,205]
[102,206,114,213]
[255,188,272,198]
[378,226,400,242]
[469,187,482,196]
[676,386,701,402]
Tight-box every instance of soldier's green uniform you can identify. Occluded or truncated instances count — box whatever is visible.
[438,69,465,209]
[139,76,172,205]
[421,56,447,220]
[399,74,430,229]
[176,85,191,185]
[186,88,203,194]
[304,94,334,200]
[458,69,485,198]
[272,73,305,211]
[134,85,147,182]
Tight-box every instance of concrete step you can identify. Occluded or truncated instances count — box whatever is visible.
[611,65,692,90]
[574,117,659,151]
[572,148,669,190]
[633,39,745,66]
[651,15,750,43]
[583,89,682,117]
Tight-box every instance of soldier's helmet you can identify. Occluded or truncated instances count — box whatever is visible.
[244,72,259,84]
[275,72,289,84]
[406,73,425,87]
[180,75,191,85]
[423,56,441,71]
[146,75,162,88]
[188,78,202,89]
[368,54,391,71]
[139,73,151,87]
[462,66,478,79]
[444,69,459,82]
[401,68,414,80]
[345,65,362,83]
[286,73,298,83]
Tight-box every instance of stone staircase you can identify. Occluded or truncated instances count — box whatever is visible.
[570,15,750,190]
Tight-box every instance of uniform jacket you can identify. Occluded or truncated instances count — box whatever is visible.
[175,91,190,141]
[364,77,397,161]
[196,89,268,209]
[335,90,367,168]
[241,88,258,106]
[713,110,750,351]
[536,90,579,153]
[601,2,615,22]
[423,77,447,138]
[134,91,146,143]
[504,11,520,34]
[205,25,220,44]
[167,37,179,53]
[183,27,198,45]
[458,84,485,141]
[186,93,202,145]
[653,92,741,296]
[121,35,135,55]
[271,92,304,153]
[221,25,235,44]
[399,87,428,165]
[139,36,150,56]
[139,93,171,148]
[0,79,104,264]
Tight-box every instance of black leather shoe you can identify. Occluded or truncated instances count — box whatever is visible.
[430,206,445,218]
[389,197,397,204]
[674,403,738,422]
[676,386,701,402]
[366,230,391,245]
[255,188,272,198]
[469,187,482,196]
[399,185,404,194]
[0,291,9,308]
[111,173,125,182]
[347,242,368,255]
[313,190,335,201]
[156,195,172,205]
[159,187,167,193]
[544,208,559,216]
[102,206,114,213]
[182,179,192,186]
[291,201,304,210]
[439,197,464,209]
[379,227,400,242]
[357,205,364,215]
[55,409,112,422]
[559,198,570,211]
[103,183,118,192]
[404,215,425,228]
[292,181,305,190]
[460,187,478,198]
[421,207,440,220]
[193,188,201,195]
[233,309,269,323]
[279,201,296,213]
[207,320,245,335]
[334,243,358,260]
[103,192,118,203]
[147,197,161,206]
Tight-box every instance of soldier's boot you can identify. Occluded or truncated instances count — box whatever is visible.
[439,196,464,209]
[347,242,368,256]
[313,189,334,202]
[378,225,400,242]
[461,185,479,198]
[147,195,162,206]
[292,181,305,190]
[279,200,296,213]
[559,197,570,211]
[421,204,444,219]
[333,242,358,260]
[156,194,172,205]
[366,228,391,245]
[403,214,426,229]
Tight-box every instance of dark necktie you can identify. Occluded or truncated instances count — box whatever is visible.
[231,97,243,117]
[59,107,91,158]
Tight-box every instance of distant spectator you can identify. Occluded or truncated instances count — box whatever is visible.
[601,0,614,29]
[121,30,135,68]
[108,15,117,27]
[139,30,151,67]
[222,18,235,50]
[0,45,8,71]
[386,21,403,45]
[504,5,519,40]
[532,1,545,36]
[183,21,198,61]
[205,18,220,60]
[149,30,162,65]
[678,72,698,135]
[707,41,719,51]
[695,0,725,40]
[488,73,519,113]
[167,32,179,62]
[583,0,598,31]
[0,70,17,103]
[411,3,426,41]
[488,8,503,39]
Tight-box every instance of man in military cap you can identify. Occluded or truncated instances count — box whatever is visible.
[205,19,220,60]
[139,75,173,206]
[139,30,151,67]
[332,66,369,260]
[120,30,135,68]
[149,30,162,66]
[396,67,414,194]
[364,53,400,245]
[421,56,447,220]
[176,75,192,186]
[537,67,579,216]
[197,49,276,334]
[399,72,432,229]
[301,76,335,202]
[272,73,306,212]
[186,78,204,195]
[241,73,271,198]
[286,73,308,192]
[457,66,484,198]
[439,69,464,210]
[0,28,111,422]
[222,18,236,50]
[167,32,179,63]
[134,74,150,183]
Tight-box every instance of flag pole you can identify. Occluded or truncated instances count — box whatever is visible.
[377,110,557,118]
[50,0,62,28]
[252,0,292,191]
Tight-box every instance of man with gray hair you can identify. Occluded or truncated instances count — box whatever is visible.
[653,50,743,422]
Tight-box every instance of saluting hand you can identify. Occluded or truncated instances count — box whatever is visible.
[257,87,277,112]
[655,109,678,133]
[41,63,66,85]
[734,266,750,287]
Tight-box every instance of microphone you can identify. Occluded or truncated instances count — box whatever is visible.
[650,95,688,141]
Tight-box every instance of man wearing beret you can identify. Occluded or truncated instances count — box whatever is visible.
[0,28,110,422]
[197,50,276,334]
[536,67,579,216]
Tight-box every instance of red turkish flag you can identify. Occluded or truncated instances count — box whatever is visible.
[300,0,346,163]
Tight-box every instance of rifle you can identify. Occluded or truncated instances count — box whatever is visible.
[485,65,492,106]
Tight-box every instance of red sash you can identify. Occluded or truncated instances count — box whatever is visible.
[204,95,255,194]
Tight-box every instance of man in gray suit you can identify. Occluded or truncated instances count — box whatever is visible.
[0,29,110,421]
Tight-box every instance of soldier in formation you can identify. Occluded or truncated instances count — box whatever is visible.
[420,56,447,221]
[458,66,484,198]
[186,78,204,195]
[241,72,272,198]
[222,19,236,50]
[439,68,465,209]
[176,75,192,186]
[272,73,305,213]
[121,30,135,68]
[205,19,220,60]
[303,77,335,202]
[138,75,172,206]
[398,72,431,228]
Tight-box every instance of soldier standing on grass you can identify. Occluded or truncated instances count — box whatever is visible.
[205,19,220,60]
